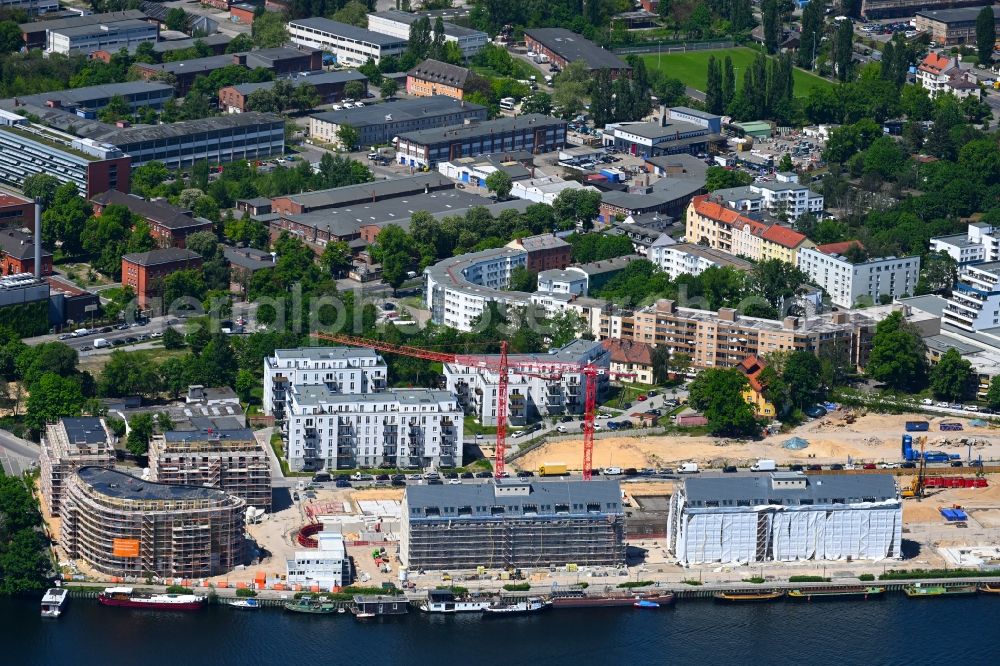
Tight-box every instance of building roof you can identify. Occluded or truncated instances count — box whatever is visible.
[92,190,209,230]
[228,69,367,96]
[162,427,255,443]
[405,478,623,518]
[0,228,50,261]
[510,233,570,253]
[291,385,455,408]
[0,191,29,207]
[576,254,642,276]
[97,112,283,146]
[289,17,408,46]
[310,95,483,130]
[77,466,241,503]
[523,27,630,71]
[224,246,273,271]
[601,338,653,366]
[916,5,1000,24]
[736,354,768,393]
[6,82,173,111]
[681,472,898,505]
[760,224,808,249]
[398,114,565,145]
[370,10,484,37]
[407,58,473,88]
[662,242,754,271]
[815,240,864,256]
[919,52,956,74]
[668,106,720,121]
[53,19,154,38]
[122,247,201,267]
[20,10,147,35]
[271,346,384,363]
[153,33,232,53]
[61,417,108,446]
[691,195,768,235]
[612,119,706,141]
[277,173,453,211]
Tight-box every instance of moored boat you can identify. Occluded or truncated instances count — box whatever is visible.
[41,588,69,618]
[228,598,260,609]
[550,590,676,608]
[980,584,1000,594]
[904,584,978,598]
[788,586,885,601]
[98,587,204,611]
[284,596,338,614]
[419,589,493,613]
[483,597,551,616]
[713,590,785,603]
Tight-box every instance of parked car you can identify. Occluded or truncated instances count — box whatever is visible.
[637,395,648,402]
[443,472,458,479]
[804,405,827,418]
[789,464,804,471]
[808,464,823,471]
[723,465,738,473]
[335,479,351,488]
[862,463,877,470]
[829,463,844,470]
[901,462,917,468]
[950,461,964,467]
[475,471,492,478]
[427,479,444,485]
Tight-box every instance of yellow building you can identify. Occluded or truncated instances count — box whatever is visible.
[406,59,473,100]
[737,355,777,418]
[685,194,811,264]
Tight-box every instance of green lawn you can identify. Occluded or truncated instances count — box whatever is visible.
[643,47,833,99]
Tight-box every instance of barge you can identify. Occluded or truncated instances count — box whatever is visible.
[787,586,885,601]
[98,587,204,611]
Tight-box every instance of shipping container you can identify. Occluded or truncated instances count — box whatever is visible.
[538,463,568,476]
[905,421,929,432]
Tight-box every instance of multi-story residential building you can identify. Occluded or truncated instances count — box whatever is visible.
[443,339,610,426]
[601,299,875,370]
[425,247,530,332]
[537,268,589,297]
[0,113,130,198]
[46,18,157,55]
[263,347,388,420]
[91,190,213,248]
[601,338,655,385]
[711,172,823,220]
[797,242,920,308]
[684,195,813,262]
[0,227,52,276]
[61,467,246,578]
[930,222,999,264]
[368,11,487,57]
[916,52,981,99]
[505,233,572,272]
[283,387,463,471]
[915,6,1000,45]
[943,261,1000,332]
[309,96,486,149]
[121,247,203,309]
[649,241,754,280]
[219,70,368,113]
[39,417,115,518]
[395,114,567,169]
[523,28,631,77]
[400,479,626,571]
[288,17,408,66]
[406,59,475,100]
[148,427,272,512]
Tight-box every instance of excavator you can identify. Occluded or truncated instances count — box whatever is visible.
[901,436,927,499]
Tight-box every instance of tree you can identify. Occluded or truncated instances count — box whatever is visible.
[978,6,996,65]
[336,124,359,150]
[22,173,60,207]
[782,352,823,409]
[930,348,974,402]
[226,32,254,54]
[26,372,85,433]
[778,153,794,172]
[379,77,398,99]
[866,311,927,392]
[407,16,433,60]
[251,11,288,48]
[509,266,537,292]
[552,189,601,230]
[130,161,170,198]
[98,351,162,398]
[485,170,513,200]
[761,0,781,54]
[0,20,23,55]
[165,7,187,31]
[332,0,369,27]
[126,412,154,456]
[705,166,753,191]
[834,17,854,82]
[798,0,824,69]
[371,224,415,293]
[722,55,735,108]
[41,182,91,256]
[0,526,49,596]
[521,92,552,115]
[987,375,1000,411]
[705,56,723,115]
[235,368,256,404]
[344,80,365,100]
[162,326,186,350]
[688,368,760,437]
[321,240,353,277]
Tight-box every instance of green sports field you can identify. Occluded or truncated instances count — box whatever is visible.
[642,47,833,99]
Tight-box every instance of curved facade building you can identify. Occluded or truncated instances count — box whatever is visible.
[61,467,246,579]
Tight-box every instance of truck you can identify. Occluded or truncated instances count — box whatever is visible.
[677,462,699,474]
[905,420,929,432]
[538,462,567,476]
[93,338,110,349]
[923,451,950,463]
[750,459,776,472]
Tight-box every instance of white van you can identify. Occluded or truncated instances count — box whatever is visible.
[93,338,110,348]
[750,459,776,472]
[677,462,700,474]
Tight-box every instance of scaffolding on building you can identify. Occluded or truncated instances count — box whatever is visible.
[39,418,115,517]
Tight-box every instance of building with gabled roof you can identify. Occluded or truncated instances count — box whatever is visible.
[406,59,475,99]
[91,190,213,248]
[736,354,777,417]
[602,338,655,385]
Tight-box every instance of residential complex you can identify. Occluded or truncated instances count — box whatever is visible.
[601,338,655,385]
[406,59,475,100]
[121,248,203,309]
[61,467,246,579]
[930,222,1000,264]
[91,191,213,248]
[523,28,631,77]
[425,246,529,331]
[288,17,408,65]
[797,242,920,309]
[367,10,487,57]
[395,114,567,169]
[649,241,754,280]
[148,427,272,512]
[667,472,902,565]
[507,233,572,272]
[709,172,823,220]
[915,5,1000,45]
[40,418,115,518]
[684,195,814,263]
[916,52,981,99]
[400,479,626,571]
[942,261,1000,332]
[263,347,388,420]
[443,340,610,426]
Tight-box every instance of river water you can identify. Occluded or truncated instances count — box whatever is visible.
[4,594,998,665]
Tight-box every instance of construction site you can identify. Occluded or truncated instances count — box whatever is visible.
[39,417,115,518]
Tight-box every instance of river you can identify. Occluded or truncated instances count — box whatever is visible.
[4,594,998,665]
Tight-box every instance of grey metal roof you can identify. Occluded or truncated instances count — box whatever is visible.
[575,255,642,276]
[370,11,483,38]
[289,17,408,47]
[61,417,107,446]
[153,33,232,53]
[663,243,754,270]
[77,466,239,502]
[91,191,208,230]
[229,69,367,96]
[99,112,283,145]
[291,385,455,407]
[668,106,720,121]
[523,28,629,71]
[54,19,154,37]
[279,173,453,210]
[272,346,383,362]
[613,119,706,140]
[398,114,565,145]
[224,246,273,271]
[163,428,254,443]
[8,82,173,110]
[122,247,200,267]
[915,5,999,23]
[310,95,483,129]
[682,472,898,505]
[405,479,623,519]
[20,10,147,35]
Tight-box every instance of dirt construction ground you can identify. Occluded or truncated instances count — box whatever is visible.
[516,410,1000,472]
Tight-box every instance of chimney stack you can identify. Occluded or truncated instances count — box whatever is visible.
[34,201,41,278]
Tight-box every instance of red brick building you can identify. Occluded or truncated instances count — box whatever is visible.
[0,228,52,276]
[523,28,631,79]
[505,233,572,272]
[91,191,213,248]
[0,192,35,228]
[230,3,257,24]
[121,248,203,309]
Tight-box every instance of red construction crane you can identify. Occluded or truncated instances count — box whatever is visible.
[313,332,602,479]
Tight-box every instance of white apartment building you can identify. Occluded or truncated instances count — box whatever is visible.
[797,243,920,308]
[943,262,1000,332]
[367,10,487,57]
[425,247,531,332]
[263,347,388,420]
[916,52,981,99]
[536,268,589,297]
[286,529,350,589]
[284,386,463,471]
[288,17,407,66]
[649,240,754,280]
[930,222,998,265]
[712,172,823,220]
[444,340,610,426]
[47,19,158,55]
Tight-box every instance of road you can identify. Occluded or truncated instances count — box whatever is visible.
[0,428,39,476]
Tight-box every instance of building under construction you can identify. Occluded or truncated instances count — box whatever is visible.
[400,479,626,571]
[40,417,115,517]
[61,467,246,579]
[148,427,272,512]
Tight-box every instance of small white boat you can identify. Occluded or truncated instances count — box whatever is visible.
[228,598,260,609]
[420,590,492,613]
[482,597,550,616]
[41,588,69,618]
[354,611,376,619]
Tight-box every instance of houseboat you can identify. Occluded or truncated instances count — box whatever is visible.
[41,588,69,618]
[419,589,492,613]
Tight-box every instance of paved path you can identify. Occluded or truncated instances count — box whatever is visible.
[0,428,39,476]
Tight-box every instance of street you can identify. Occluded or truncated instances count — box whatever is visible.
[0,428,39,476]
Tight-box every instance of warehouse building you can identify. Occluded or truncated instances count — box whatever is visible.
[367,10,487,57]
[0,82,174,119]
[40,417,115,518]
[61,467,246,578]
[46,18,158,56]
[20,10,149,50]
[271,172,453,215]
[288,17,408,66]
[862,0,986,20]
[400,478,626,570]
[667,472,902,565]
[148,427,272,513]
[916,5,1000,44]
[523,28,630,78]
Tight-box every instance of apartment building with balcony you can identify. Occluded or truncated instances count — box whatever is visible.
[283,387,463,472]
[443,340,610,426]
[40,417,115,518]
[942,262,1000,332]
[930,222,1000,265]
[425,246,531,332]
[710,172,823,220]
[797,242,920,309]
[263,347,388,420]
[600,299,875,371]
